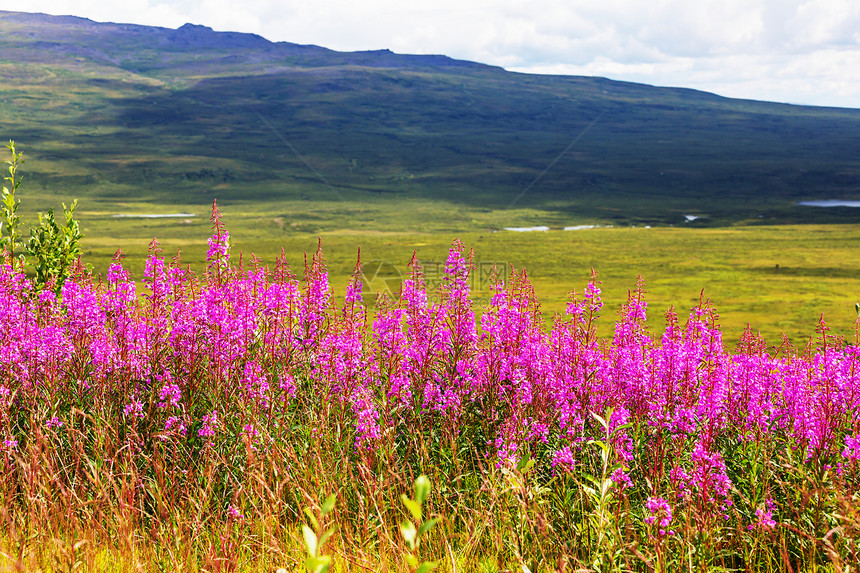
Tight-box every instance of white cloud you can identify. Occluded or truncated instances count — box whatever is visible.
[2,0,860,107]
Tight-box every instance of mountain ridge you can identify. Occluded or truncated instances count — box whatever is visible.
[1,10,859,228]
[0,10,499,73]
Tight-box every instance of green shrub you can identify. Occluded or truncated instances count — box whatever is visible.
[0,140,83,292]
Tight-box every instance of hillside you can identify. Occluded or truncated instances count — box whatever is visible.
[2,10,860,228]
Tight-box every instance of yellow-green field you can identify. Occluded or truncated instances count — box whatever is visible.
[66,198,860,347]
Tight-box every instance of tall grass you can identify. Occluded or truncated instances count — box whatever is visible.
[1,203,858,571]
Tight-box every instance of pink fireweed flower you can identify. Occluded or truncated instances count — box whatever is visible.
[668,442,734,520]
[645,496,674,536]
[584,280,603,314]
[842,434,860,462]
[158,379,182,409]
[493,438,519,469]
[752,508,776,530]
[227,505,244,520]
[164,416,187,437]
[611,468,633,490]
[442,240,471,296]
[689,440,733,507]
[106,260,131,288]
[278,373,297,399]
[0,386,12,408]
[46,416,63,429]
[669,465,691,501]
[206,224,231,269]
[343,262,364,311]
[528,421,550,444]
[143,249,170,303]
[748,498,777,531]
[551,445,576,473]
[241,361,270,406]
[124,398,145,419]
[198,410,218,438]
[2,438,18,451]
[351,386,382,450]
[241,423,260,451]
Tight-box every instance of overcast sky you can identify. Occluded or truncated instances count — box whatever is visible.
[4,0,860,108]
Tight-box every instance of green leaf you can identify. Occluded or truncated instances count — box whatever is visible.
[402,494,422,522]
[515,452,532,472]
[318,528,335,551]
[304,507,319,531]
[414,474,431,505]
[601,478,614,496]
[418,517,439,537]
[416,561,438,573]
[305,555,331,573]
[589,439,609,455]
[400,520,417,548]
[302,524,318,557]
[320,493,336,516]
[589,410,608,429]
[610,421,633,437]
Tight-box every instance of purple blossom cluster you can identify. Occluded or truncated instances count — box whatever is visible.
[1,205,859,536]
[645,496,674,537]
[749,498,777,531]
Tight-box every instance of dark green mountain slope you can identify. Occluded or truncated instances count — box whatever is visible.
[2,9,859,227]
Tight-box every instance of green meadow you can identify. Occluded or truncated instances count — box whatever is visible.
[54,192,860,347]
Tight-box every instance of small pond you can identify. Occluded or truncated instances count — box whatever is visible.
[112,213,197,218]
[796,200,860,208]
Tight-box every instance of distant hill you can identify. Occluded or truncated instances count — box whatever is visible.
[2,9,860,227]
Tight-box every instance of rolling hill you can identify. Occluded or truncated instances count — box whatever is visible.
[1,9,860,229]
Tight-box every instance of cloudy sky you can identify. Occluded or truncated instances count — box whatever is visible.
[3,0,860,108]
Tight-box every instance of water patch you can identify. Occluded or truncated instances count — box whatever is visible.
[564,225,597,231]
[504,226,550,232]
[796,200,860,208]
[684,215,701,222]
[113,213,197,218]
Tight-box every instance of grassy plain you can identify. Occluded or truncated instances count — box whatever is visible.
[43,191,859,347]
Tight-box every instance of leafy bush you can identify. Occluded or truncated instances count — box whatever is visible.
[0,141,83,292]
[0,140,25,266]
